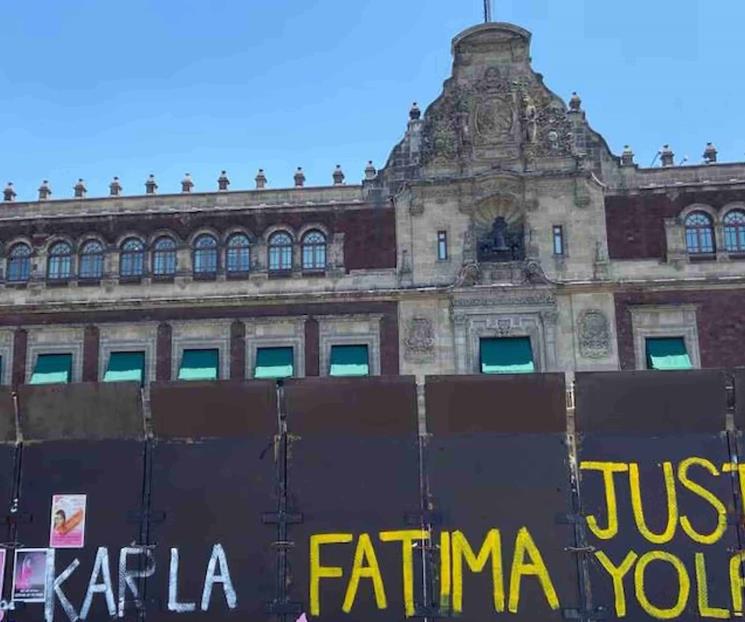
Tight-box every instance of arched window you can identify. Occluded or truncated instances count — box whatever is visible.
[7,243,31,283]
[302,230,327,271]
[120,238,145,278]
[684,212,715,255]
[723,210,745,253]
[268,231,293,272]
[193,234,218,275]
[79,240,104,279]
[226,233,250,274]
[47,241,73,281]
[152,237,177,277]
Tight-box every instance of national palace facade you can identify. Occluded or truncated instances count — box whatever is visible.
[1,22,744,390]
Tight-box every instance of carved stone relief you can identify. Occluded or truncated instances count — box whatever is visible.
[404,318,435,361]
[578,309,611,359]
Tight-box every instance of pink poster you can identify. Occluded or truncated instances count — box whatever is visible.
[12,549,47,602]
[49,494,86,549]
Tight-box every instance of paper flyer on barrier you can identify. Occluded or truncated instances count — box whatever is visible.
[49,494,87,549]
[12,549,48,603]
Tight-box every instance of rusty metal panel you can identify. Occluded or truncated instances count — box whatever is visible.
[18,382,144,441]
[575,369,728,434]
[146,437,277,622]
[424,374,579,621]
[12,439,145,621]
[284,377,421,621]
[575,371,736,621]
[426,373,566,434]
[150,380,277,438]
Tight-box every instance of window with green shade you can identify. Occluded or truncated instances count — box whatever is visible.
[329,344,369,377]
[480,337,535,374]
[255,347,294,379]
[104,351,145,384]
[645,337,692,370]
[30,353,72,385]
[178,348,219,381]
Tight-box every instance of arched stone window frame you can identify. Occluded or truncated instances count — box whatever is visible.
[118,236,147,279]
[679,205,717,257]
[266,228,294,274]
[78,237,106,281]
[300,229,328,273]
[191,232,219,278]
[46,238,75,282]
[224,230,252,276]
[720,202,745,255]
[151,234,178,278]
[6,239,33,283]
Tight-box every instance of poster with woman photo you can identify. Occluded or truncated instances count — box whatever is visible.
[49,494,86,549]
[12,549,48,602]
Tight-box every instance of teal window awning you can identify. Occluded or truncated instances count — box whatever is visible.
[646,337,692,370]
[329,344,369,377]
[104,351,145,384]
[30,353,72,385]
[480,337,535,374]
[255,347,293,379]
[178,348,219,381]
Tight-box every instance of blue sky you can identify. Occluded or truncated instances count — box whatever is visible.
[0,1,743,201]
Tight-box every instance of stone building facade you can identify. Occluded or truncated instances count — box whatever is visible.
[1,22,744,391]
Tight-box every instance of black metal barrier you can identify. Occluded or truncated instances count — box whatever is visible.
[0,372,744,621]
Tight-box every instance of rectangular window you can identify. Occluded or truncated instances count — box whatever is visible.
[30,353,72,385]
[104,351,145,384]
[480,337,535,374]
[645,337,692,370]
[255,347,294,379]
[437,231,448,261]
[552,225,564,256]
[178,348,219,381]
[329,344,369,377]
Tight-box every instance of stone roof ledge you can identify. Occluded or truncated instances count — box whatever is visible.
[451,23,532,78]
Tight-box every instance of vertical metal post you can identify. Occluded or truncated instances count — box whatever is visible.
[484,0,492,22]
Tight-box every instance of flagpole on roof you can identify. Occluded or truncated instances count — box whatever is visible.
[483,0,493,22]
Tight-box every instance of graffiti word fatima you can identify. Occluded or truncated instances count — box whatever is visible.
[581,457,745,619]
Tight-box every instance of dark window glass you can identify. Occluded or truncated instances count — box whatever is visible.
[7,243,31,282]
[79,240,104,279]
[302,230,326,271]
[553,225,564,256]
[269,232,293,272]
[226,234,250,273]
[437,231,448,260]
[120,238,145,277]
[193,234,218,275]
[47,241,73,280]
[152,237,176,276]
[685,212,715,254]
[724,210,745,253]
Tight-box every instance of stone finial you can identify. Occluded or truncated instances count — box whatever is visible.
[145,174,158,194]
[3,182,16,202]
[621,145,635,167]
[181,173,194,193]
[660,145,674,167]
[364,160,377,180]
[703,142,718,164]
[409,102,421,121]
[109,176,122,196]
[294,167,305,188]
[255,169,267,189]
[568,92,582,112]
[217,170,230,191]
[38,180,52,200]
[74,178,87,198]
[332,165,345,185]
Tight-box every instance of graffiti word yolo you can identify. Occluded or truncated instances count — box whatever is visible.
[311,527,558,616]
[581,457,745,619]
[43,544,235,622]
